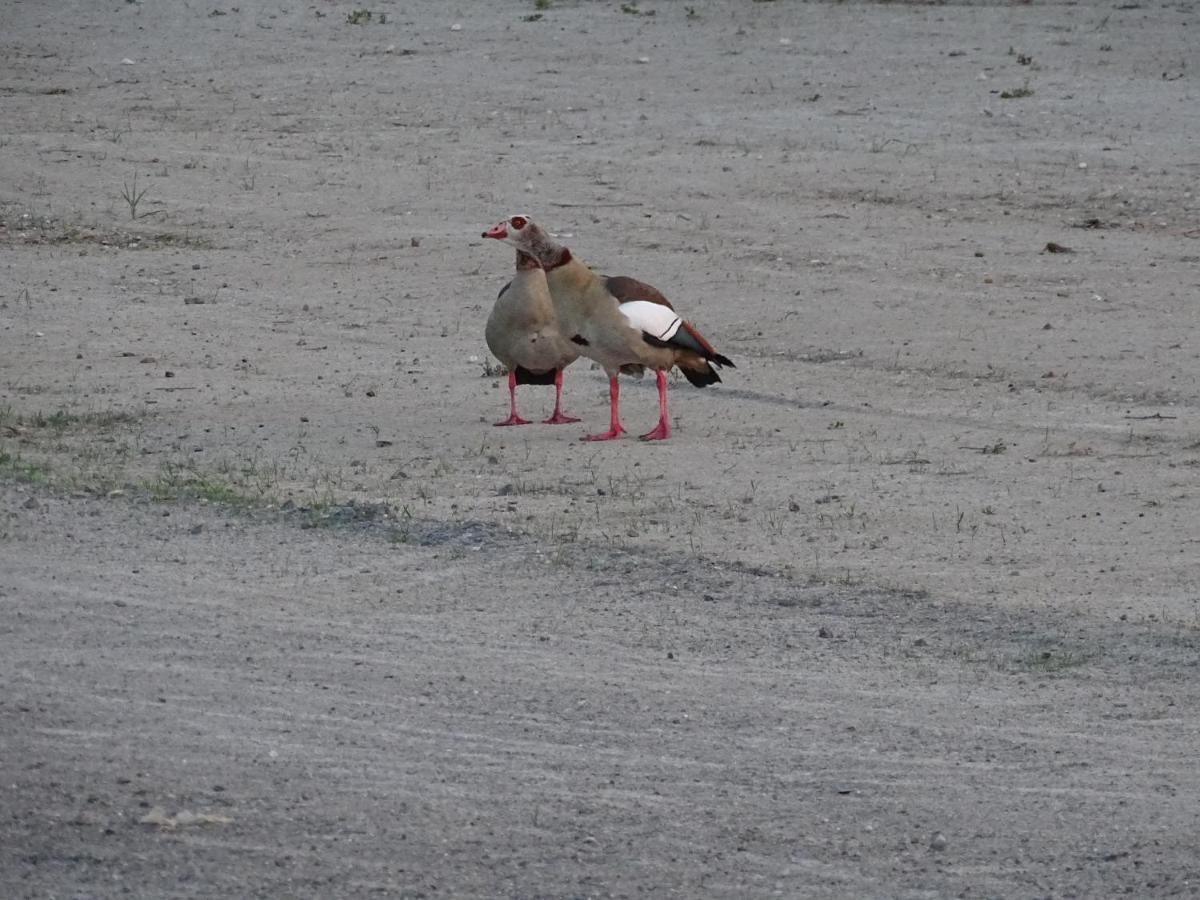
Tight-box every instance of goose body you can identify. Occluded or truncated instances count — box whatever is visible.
[483,250,579,427]
[483,215,733,441]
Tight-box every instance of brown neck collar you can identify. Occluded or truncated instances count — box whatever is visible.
[543,247,573,271]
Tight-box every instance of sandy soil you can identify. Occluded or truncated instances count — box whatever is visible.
[2,0,1200,897]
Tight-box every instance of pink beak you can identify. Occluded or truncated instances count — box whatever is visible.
[482,223,507,240]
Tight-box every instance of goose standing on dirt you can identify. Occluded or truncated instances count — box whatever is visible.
[482,215,733,441]
[484,249,580,427]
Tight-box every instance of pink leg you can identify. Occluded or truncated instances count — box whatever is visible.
[582,376,627,441]
[494,370,532,426]
[542,369,580,425]
[639,371,671,441]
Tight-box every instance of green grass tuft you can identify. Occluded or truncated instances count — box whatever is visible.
[1000,85,1034,100]
[149,465,264,507]
[0,449,53,484]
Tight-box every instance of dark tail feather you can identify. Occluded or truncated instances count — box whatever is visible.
[644,332,735,371]
[512,366,557,386]
[675,321,735,370]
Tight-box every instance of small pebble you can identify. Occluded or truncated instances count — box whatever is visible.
[930,832,948,852]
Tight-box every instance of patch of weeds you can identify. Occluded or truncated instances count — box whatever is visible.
[142,231,213,249]
[4,408,141,433]
[535,0,552,8]
[947,634,1099,676]
[387,506,415,543]
[999,84,1034,99]
[212,452,285,497]
[120,172,161,220]
[238,158,257,192]
[959,440,1007,455]
[481,357,508,378]
[497,477,578,497]
[2,405,148,493]
[774,590,825,609]
[346,8,373,25]
[149,464,263,507]
[868,137,918,156]
[1017,648,1096,673]
[0,449,52,484]
[39,410,76,430]
[620,3,653,14]
[1,204,209,250]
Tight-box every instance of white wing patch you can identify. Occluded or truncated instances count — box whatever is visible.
[619,301,682,341]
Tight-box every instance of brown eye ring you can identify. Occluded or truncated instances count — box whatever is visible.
[510,216,527,229]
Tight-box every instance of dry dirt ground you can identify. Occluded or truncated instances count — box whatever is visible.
[3,0,1200,897]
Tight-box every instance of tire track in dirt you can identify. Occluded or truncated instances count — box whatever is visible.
[3,485,1199,898]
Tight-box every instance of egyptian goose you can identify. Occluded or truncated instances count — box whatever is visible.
[484,249,580,427]
[481,215,733,441]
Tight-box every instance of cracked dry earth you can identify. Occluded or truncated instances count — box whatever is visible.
[2,1,1200,898]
